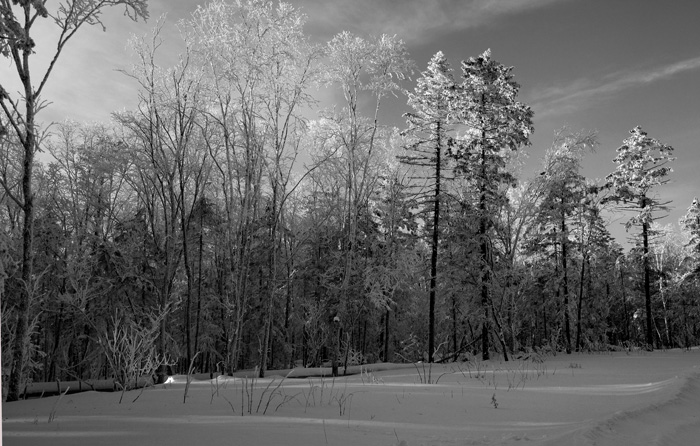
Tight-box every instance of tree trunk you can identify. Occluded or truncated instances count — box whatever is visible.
[259,175,281,378]
[383,308,390,362]
[428,121,442,363]
[642,221,653,350]
[181,213,194,370]
[575,252,586,352]
[490,301,509,361]
[620,267,630,342]
[331,321,340,377]
[561,217,571,354]
[479,145,490,361]
[7,84,37,402]
[284,240,294,368]
[452,295,458,359]
[193,225,204,365]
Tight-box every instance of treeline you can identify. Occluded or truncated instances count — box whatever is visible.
[1,0,699,401]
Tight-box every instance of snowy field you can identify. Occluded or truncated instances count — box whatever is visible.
[3,349,700,446]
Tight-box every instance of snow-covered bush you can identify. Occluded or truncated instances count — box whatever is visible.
[98,310,168,403]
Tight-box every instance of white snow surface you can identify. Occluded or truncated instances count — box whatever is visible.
[3,349,700,445]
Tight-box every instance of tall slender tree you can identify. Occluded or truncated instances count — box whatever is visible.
[680,198,700,270]
[449,49,533,360]
[606,126,674,350]
[399,51,455,363]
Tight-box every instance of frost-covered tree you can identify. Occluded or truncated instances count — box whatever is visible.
[319,31,413,375]
[678,198,700,346]
[399,51,455,363]
[605,126,674,349]
[527,130,597,354]
[0,0,149,403]
[449,49,533,360]
[680,198,700,268]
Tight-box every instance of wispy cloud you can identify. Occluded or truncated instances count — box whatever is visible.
[297,0,570,43]
[530,55,700,118]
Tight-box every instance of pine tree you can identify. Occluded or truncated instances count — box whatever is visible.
[399,51,456,362]
[449,50,533,360]
[606,126,674,350]
[680,197,700,271]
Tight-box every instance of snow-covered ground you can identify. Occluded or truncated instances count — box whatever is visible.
[3,349,700,445]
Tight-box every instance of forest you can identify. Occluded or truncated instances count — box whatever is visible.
[1,0,699,405]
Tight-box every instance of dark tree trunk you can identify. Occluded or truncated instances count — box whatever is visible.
[383,308,390,362]
[575,255,586,352]
[490,302,509,361]
[479,143,490,361]
[452,295,458,359]
[620,267,630,342]
[331,321,340,377]
[284,252,293,368]
[194,226,204,366]
[642,221,653,350]
[428,121,442,363]
[543,302,548,346]
[181,218,194,370]
[561,217,571,354]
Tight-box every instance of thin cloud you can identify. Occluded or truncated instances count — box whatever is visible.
[297,0,570,43]
[531,55,700,118]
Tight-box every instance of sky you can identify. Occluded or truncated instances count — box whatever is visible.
[1,0,699,247]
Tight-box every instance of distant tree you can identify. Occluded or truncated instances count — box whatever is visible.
[648,223,687,347]
[572,188,613,351]
[399,51,455,363]
[680,198,700,269]
[449,49,533,360]
[678,198,700,346]
[42,121,134,381]
[605,126,674,350]
[0,0,149,402]
[490,183,541,353]
[364,167,419,362]
[527,130,597,353]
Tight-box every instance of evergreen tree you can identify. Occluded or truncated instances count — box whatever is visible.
[680,198,700,269]
[605,126,674,349]
[399,51,456,362]
[449,49,533,360]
